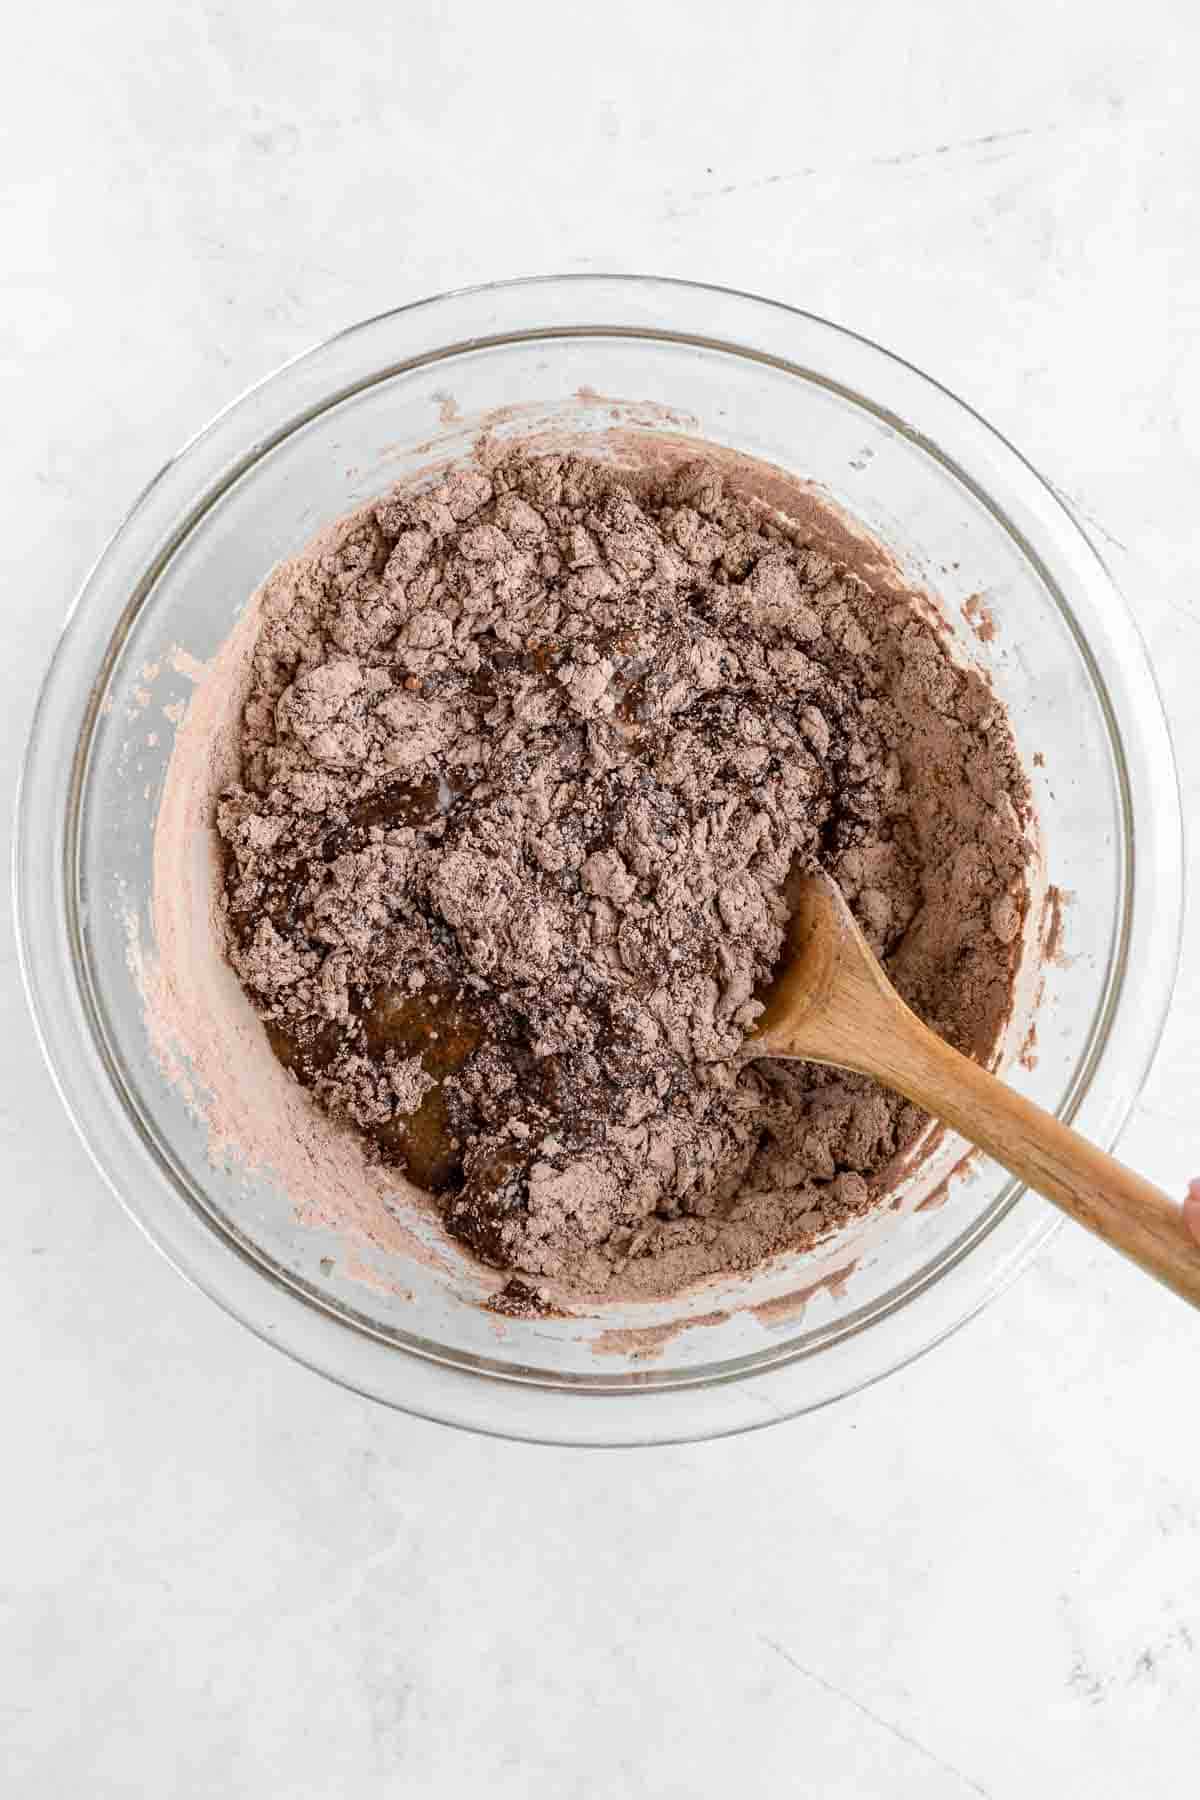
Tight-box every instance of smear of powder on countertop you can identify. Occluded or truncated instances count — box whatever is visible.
[181,445,1037,1301]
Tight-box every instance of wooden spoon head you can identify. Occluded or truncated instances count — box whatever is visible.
[749,868,901,1066]
[748,875,1200,1312]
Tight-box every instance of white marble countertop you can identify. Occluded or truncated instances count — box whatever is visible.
[4,2,1199,1792]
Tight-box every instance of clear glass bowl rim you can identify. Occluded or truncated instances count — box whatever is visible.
[13,273,1184,1446]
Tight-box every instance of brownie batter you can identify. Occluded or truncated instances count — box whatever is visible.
[216,451,1033,1295]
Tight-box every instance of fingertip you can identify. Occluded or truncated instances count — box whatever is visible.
[1185,1181,1200,1246]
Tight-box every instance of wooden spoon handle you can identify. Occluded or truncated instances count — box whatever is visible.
[883,1020,1200,1306]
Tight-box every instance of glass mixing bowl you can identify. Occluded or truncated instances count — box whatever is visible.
[15,276,1182,1445]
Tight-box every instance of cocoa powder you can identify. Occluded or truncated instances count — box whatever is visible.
[215,451,1033,1297]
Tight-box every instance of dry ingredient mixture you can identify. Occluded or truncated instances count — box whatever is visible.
[216,452,1032,1296]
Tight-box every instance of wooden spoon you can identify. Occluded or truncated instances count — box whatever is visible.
[748,871,1200,1307]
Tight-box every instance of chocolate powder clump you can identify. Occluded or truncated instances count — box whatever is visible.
[217,452,1032,1296]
